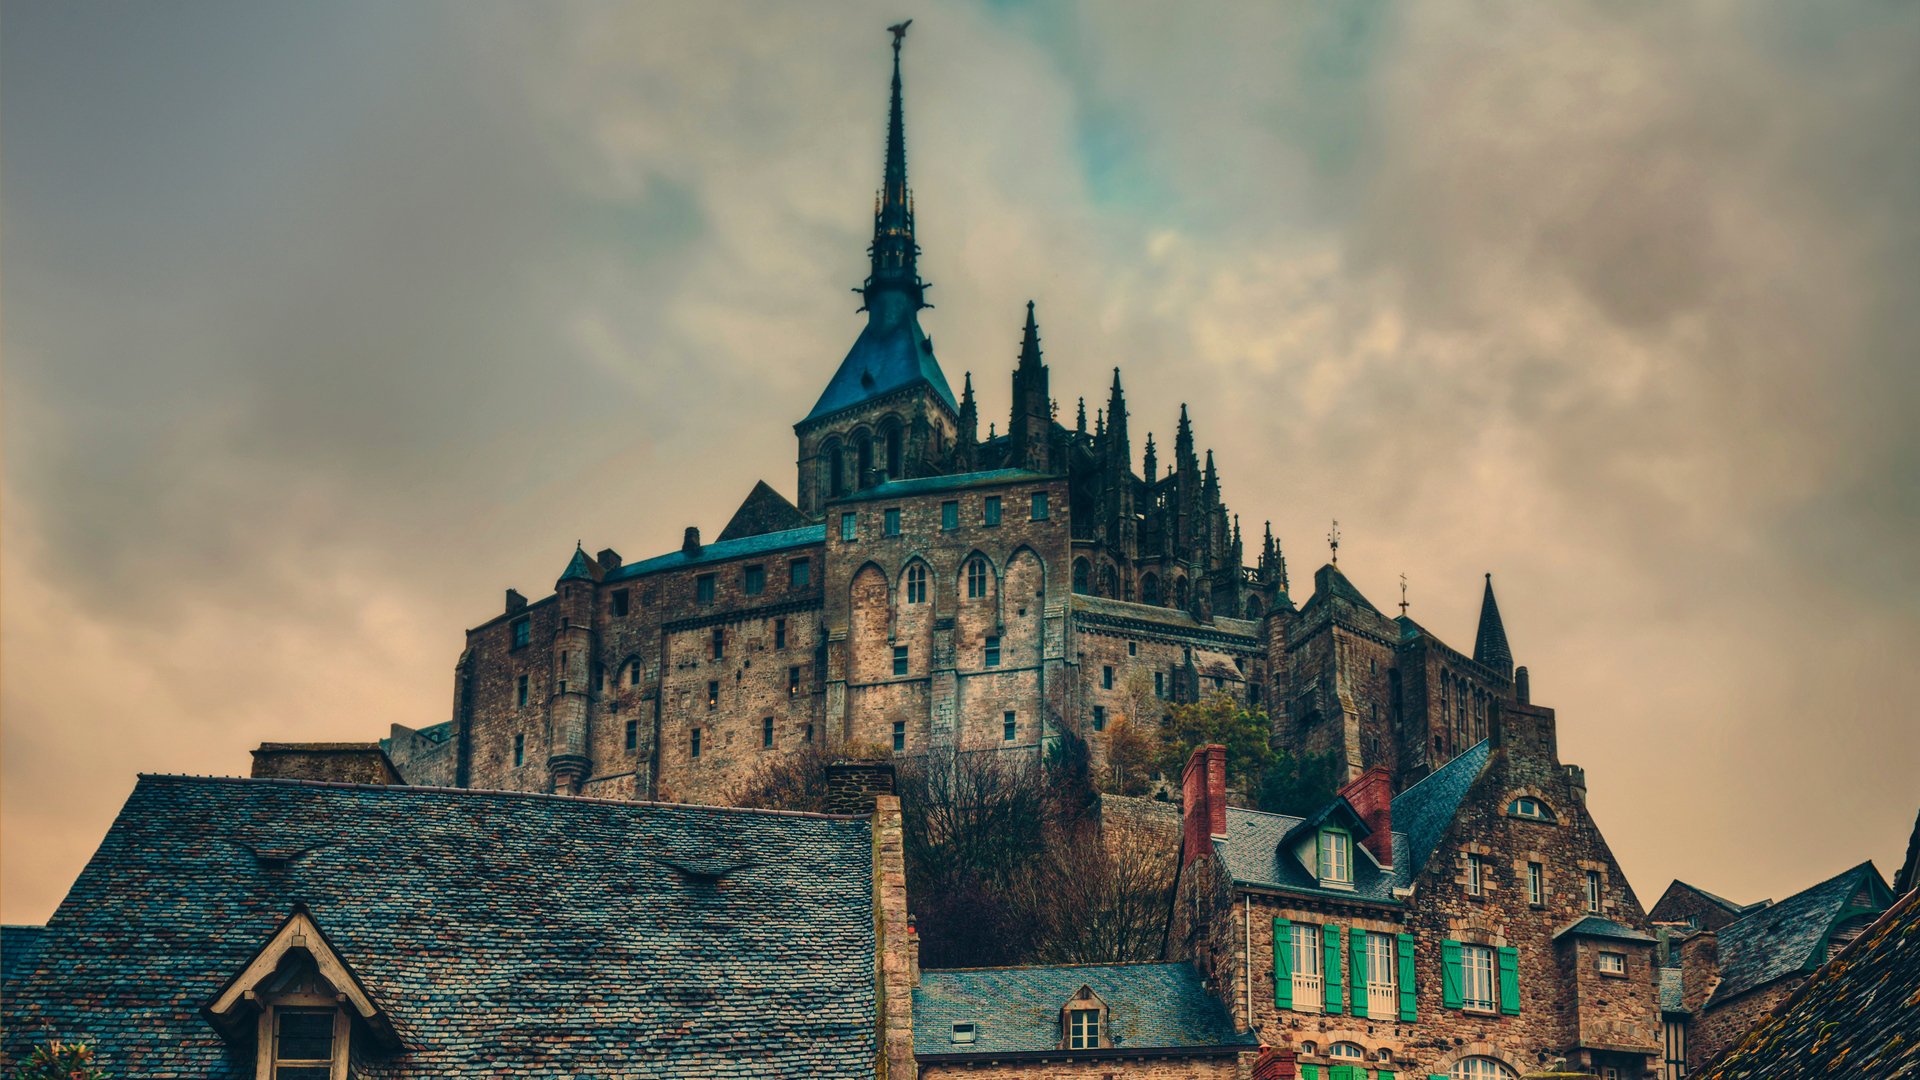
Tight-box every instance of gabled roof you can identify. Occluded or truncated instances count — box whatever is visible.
[912,961,1255,1060]
[1216,806,1409,902]
[716,480,812,542]
[1706,861,1891,1007]
[1554,916,1656,944]
[605,524,824,582]
[804,307,958,424]
[1700,885,1920,1079]
[1390,739,1493,877]
[832,468,1053,504]
[1300,563,1381,616]
[2,775,879,1079]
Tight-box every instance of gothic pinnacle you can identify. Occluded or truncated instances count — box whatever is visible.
[1077,397,1087,434]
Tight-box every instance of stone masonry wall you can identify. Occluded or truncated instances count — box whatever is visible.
[919,1056,1241,1080]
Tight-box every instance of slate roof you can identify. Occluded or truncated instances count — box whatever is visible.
[606,524,824,582]
[557,543,601,583]
[1699,885,1920,1079]
[832,468,1053,504]
[912,961,1256,1060]
[1217,806,1410,901]
[1,925,45,986]
[2,775,879,1079]
[1300,563,1381,615]
[716,480,812,542]
[805,307,958,424]
[1390,739,1493,877]
[1659,967,1686,1014]
[1554,916,1656,943]
[1071,594,1260,641]
[1706,860,1890,1007]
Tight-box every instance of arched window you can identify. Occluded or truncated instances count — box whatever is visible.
[1508,796,1554,822]
[1451,1057,1517,1080]
[828,445,846,497]
[1245,596,1264,619]
[1330,1043,1366,1061]
[1175,576,1189,609]
[885,426,903,479]
[1099,563,1118,598]
[905,562,928,604]
[856,433,873,487]
[966,558,988,599]
[1072,558,1092,595]
[1141,573,1160,606]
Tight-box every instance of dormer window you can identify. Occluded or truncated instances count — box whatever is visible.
[1507,796,1554,821]
[205,908,399,1080]
[271,1006,341,1080]
[950,1021,977,1045]
[1059,985,1110,1051]
[1318,829,1352,886]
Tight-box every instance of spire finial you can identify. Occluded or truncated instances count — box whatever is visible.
[1400,573,1409,616]
[1328,519,1341,564]
[859,21,924,312]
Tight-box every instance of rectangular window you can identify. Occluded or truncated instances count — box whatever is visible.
[625,719,638,751]
[1467,854,1484,896]
[775,618,787,649]
[513,734,525,767]
[516,675,529,707]
[892,720,906,752]
[1319,831,1352,884]
[1461,944,1497,1010]
[1092,705,1106,731]
[893,645,909,676]
[789,666,801,695]
[1598,951,1626,975]
[1102,665,1114,689]
[511,618,531,649]
[884,507,902,536]
[711,627,725,660]
[1003,712,1017,741]
[984,636,1001,667]
[1155,671,1165,697]
[762,717,775,749]
[1587,870,1603,913]
[1290,924,1323,1011]
[707,681,719,709]
[983,495,1002,526]
[691,728,702,758]
[790,558,812,588]
[803,722,814,743]
[1067,1008,1100,1050]
[273,1007,337,1080]
[1030,491,1049,520]
[1366,932,1397,1018]
[629,661,641,687]
[744,565,765,596]
[841,512,858,542]
[696,574,716,605]
[1127,640,1137,656]
[593,663,605,693]
[941,500,959,530]
[1528,862,1544,906]
[610,589,630,617]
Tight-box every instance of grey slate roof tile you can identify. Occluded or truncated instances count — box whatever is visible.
[1216,807,1409,901]
[2,775,878,1079]
[606,525,824,582]
[1390,739,1493,878]
[1706,860,1889,1007]
[805,309,958,423]
[1554,916,1656,943]
[834,468,1053,504]
[912,961,1255,1059]
[0,925,45,987]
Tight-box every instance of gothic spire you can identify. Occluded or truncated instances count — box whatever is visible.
[860,23,925,312]
[1105,367,1129,464]
[1175,404,1196,472]
[1077,397,1087,434]
[1018,300,1042,369]
[1473,573,1514,674]
[958,371,979,454]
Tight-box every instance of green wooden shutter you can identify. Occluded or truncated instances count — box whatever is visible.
[1273,917,1292,1010]
[1330,1067,1363,1080]
[1498,945,1521,1015]
[1349,927,1369,1018]
[1300,1066,1323,1080]
[1397,933,1417,1022]
[1378,1073,1396,1080]
[1324,923,1344,1014]
[1441,938,1463,1009]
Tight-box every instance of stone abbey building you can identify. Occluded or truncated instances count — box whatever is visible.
[381,30,1522,814]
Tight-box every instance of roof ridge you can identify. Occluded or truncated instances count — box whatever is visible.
[135,773,872,821]
[1391,738,1490,803]
[923,959,1184,973]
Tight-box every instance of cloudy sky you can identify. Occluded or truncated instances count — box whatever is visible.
[4,1,1917,923]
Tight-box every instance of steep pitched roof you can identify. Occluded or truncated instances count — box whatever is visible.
[1472,573,1513,672]
[2,775,879,1079]
[1300,563,1381,616]
[912,961,1256,1060]
[1554,916,1656,943]
[804,308,958,424]
[1707,861,1890,1007]
[1699,885,1920,1079]
[1,925,45,986]
[557,543,601,583]
[716,481,813,542]
[1215,806,1409,901]
[1390,739,1494,877]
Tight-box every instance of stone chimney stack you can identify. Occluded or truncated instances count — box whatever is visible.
[1338,766,1394,868]
[597,547,622,571]
[682,526,702,555]
[1181,743,1228,867]
[825,760,897,813]
[1515,665,1531,705]
[871,792,916,1079]
[505,588,528,614]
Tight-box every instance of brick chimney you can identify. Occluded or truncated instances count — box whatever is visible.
[1251,1045,1298,1080]
[1339,766,1393,868]
[1181,743,1228,867]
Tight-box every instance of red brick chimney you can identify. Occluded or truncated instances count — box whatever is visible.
[1181,743,1228,866]
[1339,766,1393,868]
[1251,1045,1298,1080]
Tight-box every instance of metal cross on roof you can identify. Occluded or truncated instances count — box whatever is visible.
[1400,573,1409,615]
[1328,519,1341,564]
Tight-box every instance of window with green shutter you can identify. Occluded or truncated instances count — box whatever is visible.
[1324,924,1345,1014]
[1398,933,1417,1022]
[1498,946,1521,1015]
[1273,917,1292,1010]
[1329,1067,1365,1080]
[1300,1067,1323,1080]
[1349,927,1369,1018]
[1442,939,1464,1009]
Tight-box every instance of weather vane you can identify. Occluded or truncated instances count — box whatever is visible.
[1328,519,1341,564]
[888,19,912,51]
[1400,573,1409,616]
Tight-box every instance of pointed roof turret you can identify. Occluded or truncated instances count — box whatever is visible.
[802,24,955,426]
[559,542,601,584]
[1473,573,1514,674]
[1203,449,1218,499]
[1017,300,1043,370]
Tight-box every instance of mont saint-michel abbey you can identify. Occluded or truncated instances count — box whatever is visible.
[380,38,1517,810]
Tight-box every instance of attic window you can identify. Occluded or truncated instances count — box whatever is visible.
[272,1007,339,1080]
[1318,829,1353,886]
[950,1022,977,1045]
[1067,1008,1100,1050]
[1508,797,1554,822]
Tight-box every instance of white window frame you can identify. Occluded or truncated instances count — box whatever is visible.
[1290,923,1323,1011]
[1587,870,1603,913]
[1452,1057,1518,1080]
[1460,943,1497,1011]
[1598,951,1627,975]
[1319,830,1352,885]
[1367,932,1397,1017]
[1467,854,1483,895]
[1527,862,1544,906]
[1067,1008,1100,1050]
